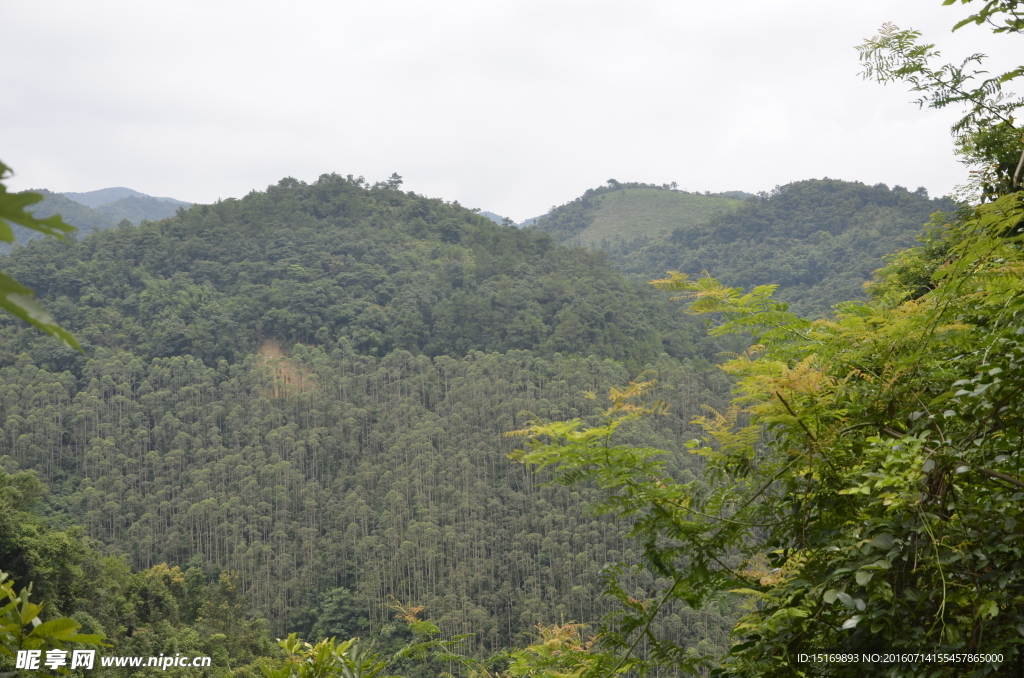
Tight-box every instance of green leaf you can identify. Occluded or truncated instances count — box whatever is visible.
[0,271,80,350]
[0,161,80,349]
[867,533,894,550]
[0,177,75,240]
[29,618,81,639]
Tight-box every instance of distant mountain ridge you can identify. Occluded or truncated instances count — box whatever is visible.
[479,210,544,228]
[2,186,192,251]
[61,186,190,208]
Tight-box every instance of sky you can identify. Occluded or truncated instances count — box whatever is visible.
[3,0,1021,222]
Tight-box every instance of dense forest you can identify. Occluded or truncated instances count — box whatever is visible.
[0,175,713,369]
[2,1,1021,675]
[530,181,745,247]
[534,179,953,316]
[0,173,739,672]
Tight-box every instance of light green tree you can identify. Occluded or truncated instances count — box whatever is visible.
[856,3,1023,199]
[261,634,395,678]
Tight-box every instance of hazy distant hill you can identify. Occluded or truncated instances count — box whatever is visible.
[26,189,119,233]
[3,187,192,251]
[94,194,186,223]
[480,211,543,228]
[479,210,508,225]
[62,186,190,208]
[1,190,118,252]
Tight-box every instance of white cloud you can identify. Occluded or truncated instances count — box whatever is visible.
[2,0,1019,220]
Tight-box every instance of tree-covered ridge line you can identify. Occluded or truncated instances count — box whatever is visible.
[611,179,955,316]
[0,174,712,372]
[530,179,747,245]
[0,345,733,658]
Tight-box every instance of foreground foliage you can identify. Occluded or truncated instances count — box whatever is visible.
[261,634,393,678]
[511,191,1024,676]
[0,161,78,350]
[0,571,104,678]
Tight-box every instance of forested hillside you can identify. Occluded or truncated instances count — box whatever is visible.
[532,181,745,248]
[4,0,1020,675]
[89,194,186,225]
[0,173,735,661]
[1,175,711,369]
[536,179,952,317]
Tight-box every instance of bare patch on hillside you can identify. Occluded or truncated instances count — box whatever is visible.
[257,339,314,395]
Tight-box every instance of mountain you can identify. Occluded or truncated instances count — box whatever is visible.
[1,187,193,251]
[611,179,955,316]
[0,173,735,657]
[534,179,953,317]
[480,211,541,228]
[0,173,956,664]
[4,176,712,367]
[1,189,120,252]
[93,194,187,223]
[62,186,190,208]
[478,210,509,225]
[62,186,192,224]
[532,181,746,248]
[23,189,119,233]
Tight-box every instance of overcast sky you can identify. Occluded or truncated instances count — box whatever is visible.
[3,0,1020,221]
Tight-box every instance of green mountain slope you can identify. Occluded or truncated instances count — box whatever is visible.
[0,173,734,656]
[533,181,745,248]
[577,188,747,248]
[3,188,193,251]
[616,179,955,316]
[2,175,710,368]
[93,194,187,223]
[535,179,954,317]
